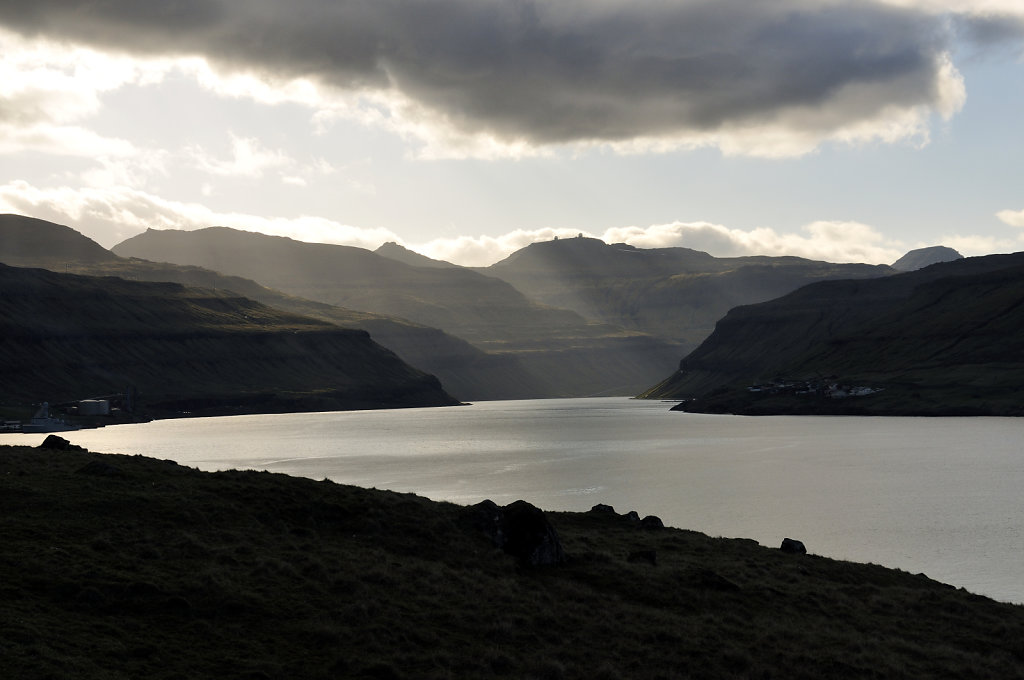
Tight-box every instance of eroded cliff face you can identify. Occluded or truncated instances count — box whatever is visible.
[0,263,458,418]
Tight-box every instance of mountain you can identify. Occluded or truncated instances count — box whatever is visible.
[891,245,963,271]
[641,252,1024,415]
[0,214,120,267]
[114,227,685,397]
[375,241,459,268]
[114,227,615,346]
[0,263,458,419]
[482,237,894,346]
[5,444,1024,679]
[0,215,547,401]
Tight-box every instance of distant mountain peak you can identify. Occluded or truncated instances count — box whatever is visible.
[0,213,117,267]
[891,246,963,272]
[374,242,458,268]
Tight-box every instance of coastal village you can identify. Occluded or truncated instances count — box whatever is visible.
[746,377,884,399]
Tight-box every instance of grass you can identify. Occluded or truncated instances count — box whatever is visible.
[3,444,1024,679]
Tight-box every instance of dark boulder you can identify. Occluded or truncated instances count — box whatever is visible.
[502,500,565,567]
[39,435,87,451]
[641,515,665,529]
[465,499,564,567]
[467,499,506,548]
[780,537,807,554]
[589,503,617,515]
[623,510,641,523]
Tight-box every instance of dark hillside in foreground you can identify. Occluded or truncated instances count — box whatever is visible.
[0,264,457,419]
[642,253,1024,415]
[3,444,1024,680]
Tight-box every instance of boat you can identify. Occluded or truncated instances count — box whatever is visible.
[21,402,80,433]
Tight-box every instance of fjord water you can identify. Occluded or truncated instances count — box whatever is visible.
[7,397,1023,604]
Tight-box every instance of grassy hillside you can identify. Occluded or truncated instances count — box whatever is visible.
[3,444,1024,679]
[641,253,1024,415]
[0,263,457,419]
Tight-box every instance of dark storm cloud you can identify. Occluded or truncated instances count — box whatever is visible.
[0,0,999,144]
[954,13,1024,50]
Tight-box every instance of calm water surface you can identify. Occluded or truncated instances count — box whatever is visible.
[5,397,1023,604]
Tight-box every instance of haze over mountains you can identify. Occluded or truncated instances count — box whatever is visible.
[478,237,894,345]
[8,211,1010,417]
[114,226,686,397]
[0,215,544,401]
[114,226,926,396]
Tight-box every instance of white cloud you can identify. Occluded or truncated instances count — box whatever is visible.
[605,220,908,264]
[417,220,909,267]
[0,28,175,158]
[1,178,1012,266]
[417,228,587,266]
[186,134,293,178]
[935,232,1023,255]
[0,180,400,250]
[0,122,137,158]
[996,208,1024,227]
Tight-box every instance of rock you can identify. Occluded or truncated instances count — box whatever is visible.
[501,500,565,567]
[640,515,664,529]
[780,537,807,554]
[628,549,657,566]
[464,499,565,567]
[589,503,617,515]
[466,499,505,548]
[39,435,87,451]
[623,510,640,523]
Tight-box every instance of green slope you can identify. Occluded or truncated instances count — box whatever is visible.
[642,253,1024,415]
[3,444,1024,679]
[0,263,458,419]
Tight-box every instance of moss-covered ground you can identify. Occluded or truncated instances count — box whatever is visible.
[3,444,1024,679]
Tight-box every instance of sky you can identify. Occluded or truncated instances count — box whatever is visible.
[0,0,1023,267]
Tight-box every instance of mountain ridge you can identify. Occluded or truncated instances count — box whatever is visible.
[0,215,548,401]
[113,226,686,397]
[479,236,896,345]
[641,252,1024,415]
[0,262,458,419]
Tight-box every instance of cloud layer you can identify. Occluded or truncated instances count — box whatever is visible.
[417,220,911,266]
[0,0,992,156]
[3,178,1017,268]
